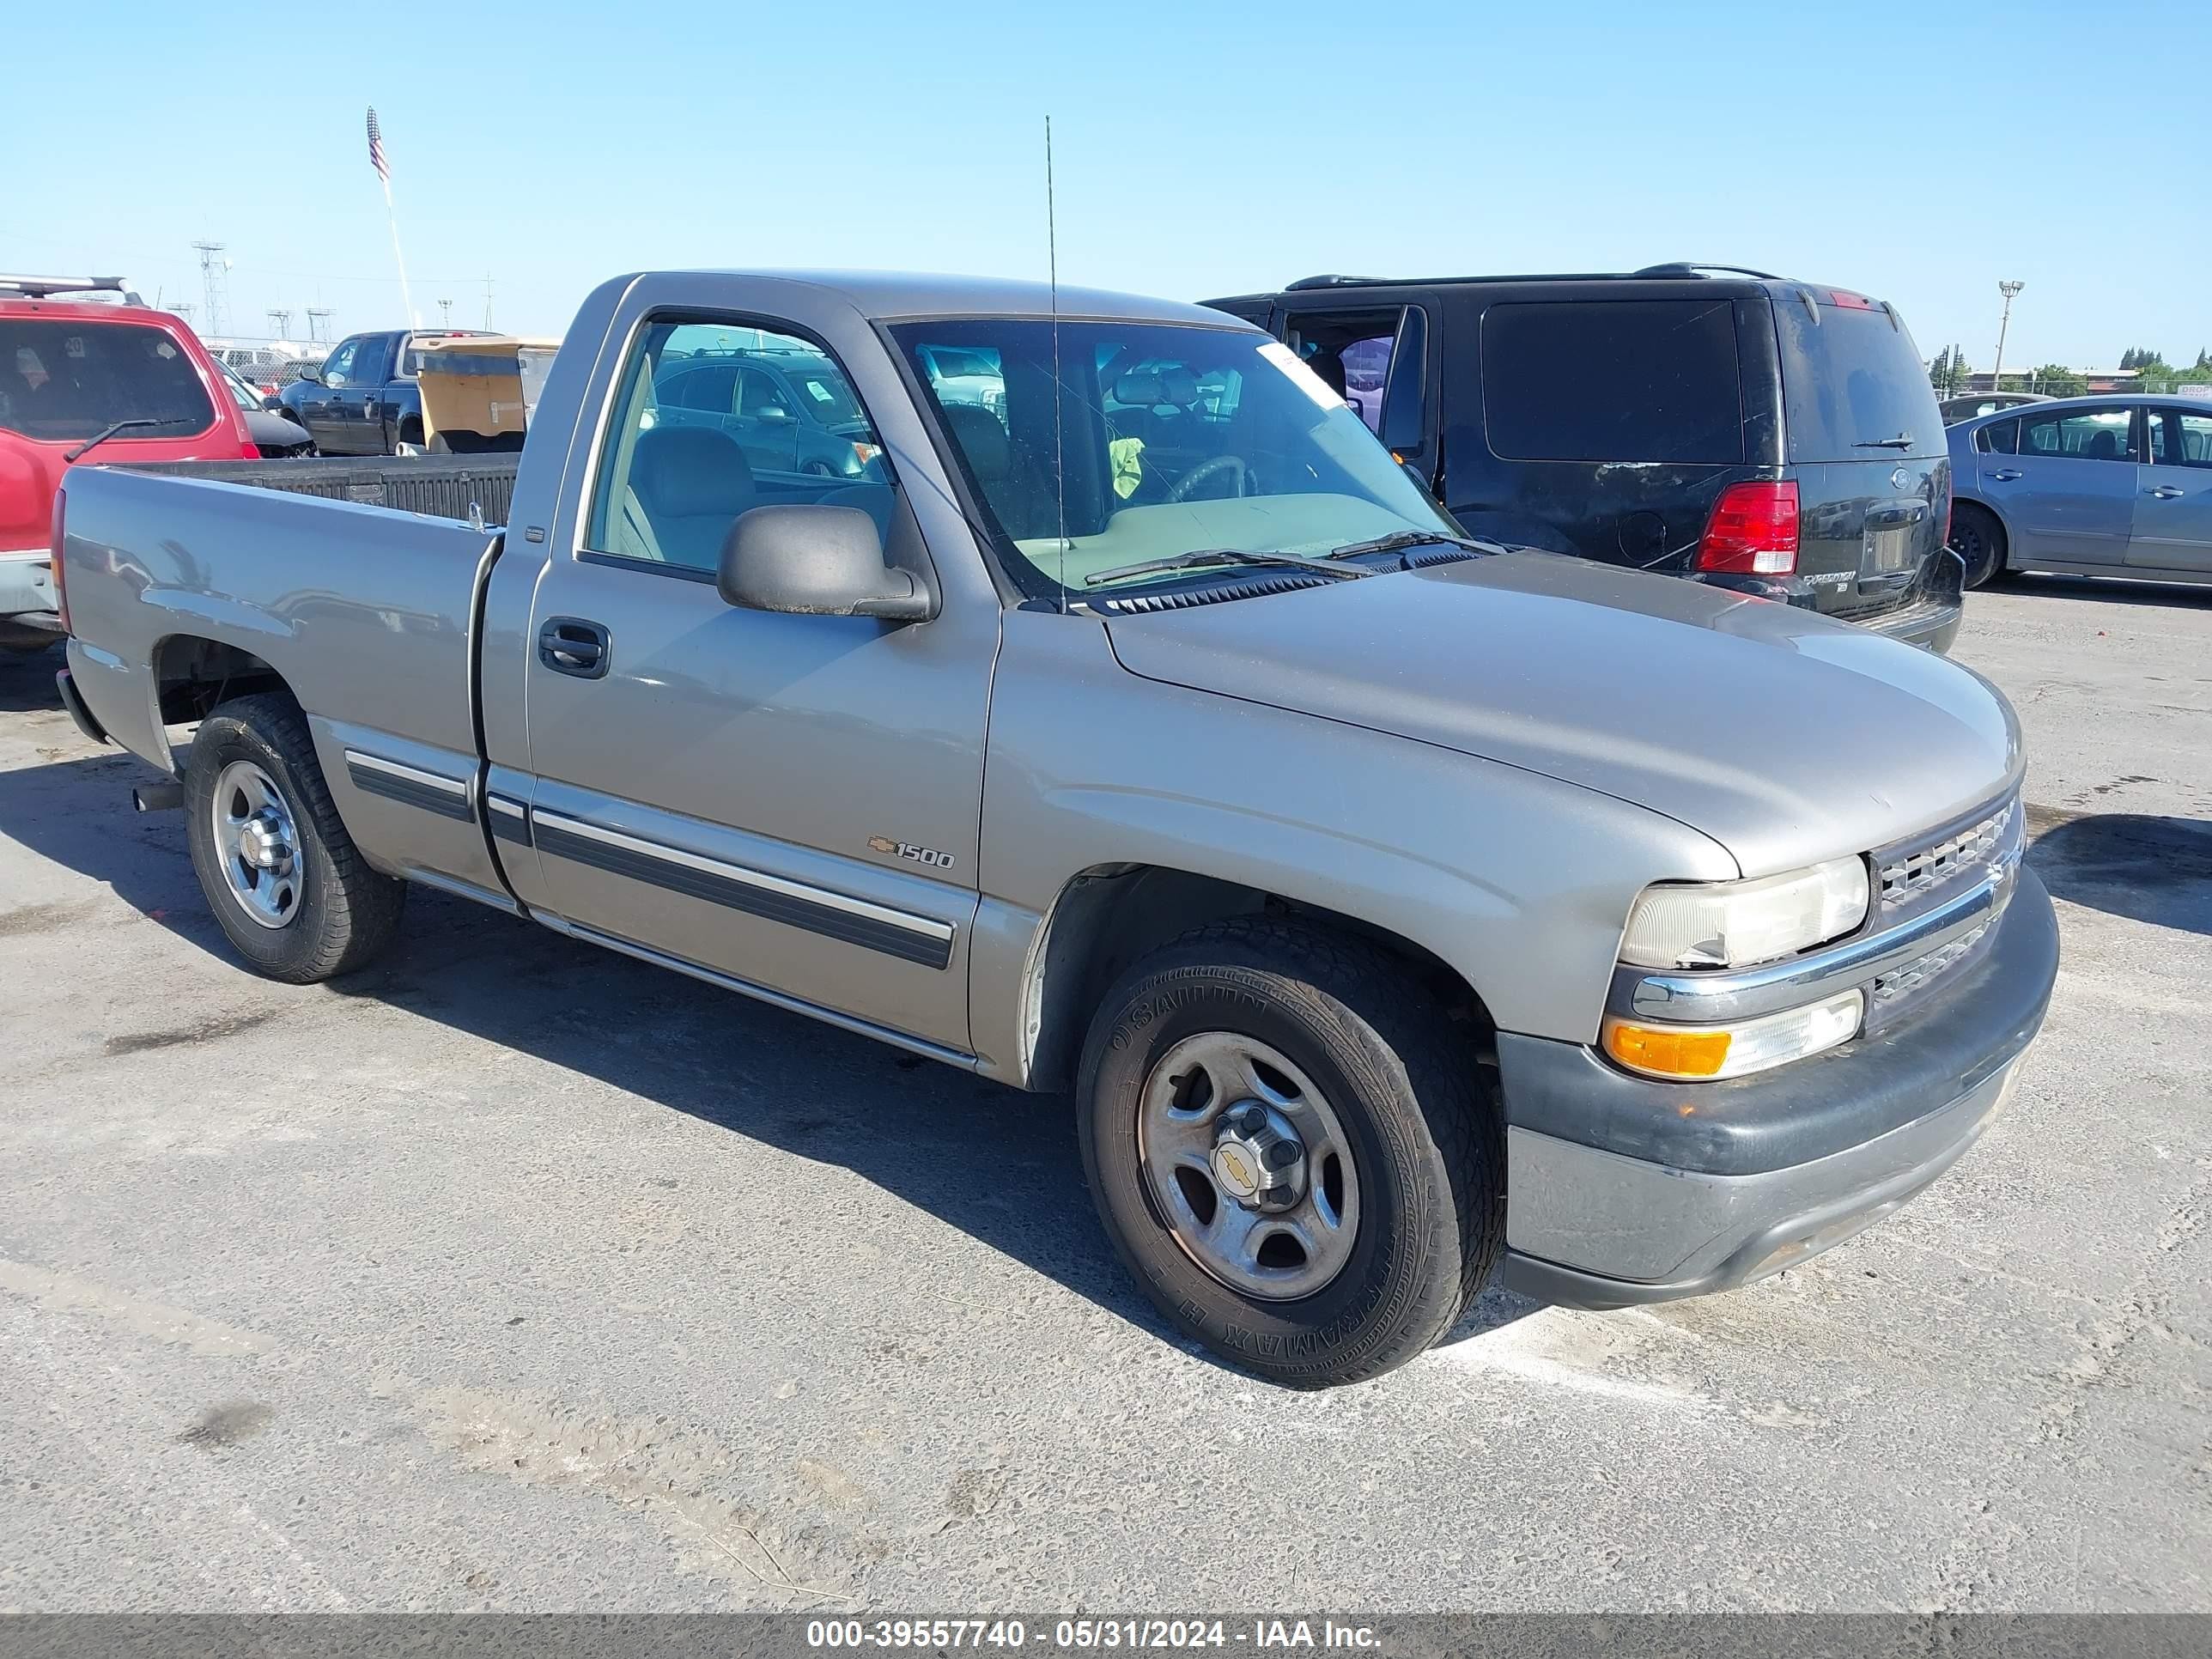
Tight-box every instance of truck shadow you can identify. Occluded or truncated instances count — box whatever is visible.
[0,744,1537,1371]
[2026,808,2212,937]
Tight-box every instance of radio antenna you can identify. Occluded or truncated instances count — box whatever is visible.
[1046,114,1066,613]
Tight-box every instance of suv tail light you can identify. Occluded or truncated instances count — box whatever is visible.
[1696,481,1800,575]
[51,483,69,635]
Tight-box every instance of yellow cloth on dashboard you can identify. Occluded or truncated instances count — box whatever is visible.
[1109,436,1146,500]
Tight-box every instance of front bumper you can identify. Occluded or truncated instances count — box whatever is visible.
[1494,865,2058,1307]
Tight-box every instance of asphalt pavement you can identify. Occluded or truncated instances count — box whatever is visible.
[2,576,2207,1613]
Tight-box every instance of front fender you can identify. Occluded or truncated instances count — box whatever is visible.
[968,611,1736,1079]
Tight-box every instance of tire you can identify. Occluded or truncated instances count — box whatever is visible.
[1077,918,1504,1388]
[183,693,405,982]
[1950,501,2007,590]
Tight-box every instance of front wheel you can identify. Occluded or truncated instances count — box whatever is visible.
[1078,919,1503,1388]
[1949,501,2008,590]
[183,693,405,981]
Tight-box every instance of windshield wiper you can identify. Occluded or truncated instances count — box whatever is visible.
[1323,529,1509,562]
[64,418,166,463]
[1854,434,1915,450]
[1083,549,1371,588]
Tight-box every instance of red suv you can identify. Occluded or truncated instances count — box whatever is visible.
[2,277,258,653]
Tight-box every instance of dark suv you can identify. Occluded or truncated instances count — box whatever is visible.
[1205,265,1960,652]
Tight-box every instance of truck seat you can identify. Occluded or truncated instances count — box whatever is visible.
[628,426,758,569]
[942,403,1054,538]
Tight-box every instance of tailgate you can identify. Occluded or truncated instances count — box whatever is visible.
[1792,454,1953,620]
[1772,290,1952,620]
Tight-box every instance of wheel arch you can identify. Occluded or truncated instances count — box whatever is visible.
[1952,491,2015,559]
[145,633,299,771]
[1018,862,1497,1096]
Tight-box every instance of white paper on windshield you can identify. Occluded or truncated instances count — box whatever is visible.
[1258,340,1348,410]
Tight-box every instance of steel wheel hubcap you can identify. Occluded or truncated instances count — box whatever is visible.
[1137,1031,1360,1301]
[211,759,301,929]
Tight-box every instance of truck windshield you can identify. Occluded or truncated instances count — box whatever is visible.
[1,319,216,443]
[890,319,1456,599]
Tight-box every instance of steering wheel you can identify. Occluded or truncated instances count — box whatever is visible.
[1168,455,1251,503]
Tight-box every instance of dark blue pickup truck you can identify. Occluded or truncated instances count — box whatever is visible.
[273,329,491,455]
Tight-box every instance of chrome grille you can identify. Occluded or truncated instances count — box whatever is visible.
[1879,795,2015,910]
[1869,920,1990,1025]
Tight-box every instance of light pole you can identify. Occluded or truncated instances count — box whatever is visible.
[1992,280,2024,393]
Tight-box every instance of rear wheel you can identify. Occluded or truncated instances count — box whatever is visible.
[183,693,405,981]
[1078,918,1503,1388]
[1949,501,2008,590]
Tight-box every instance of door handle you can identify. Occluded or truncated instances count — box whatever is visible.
[538,617,611,679]
[2148,485,2186,499]
[1990,468,2023,482]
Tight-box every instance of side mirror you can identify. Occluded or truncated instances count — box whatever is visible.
[756,404,792,423]
[718,504,934,623]
[261,394,283,411]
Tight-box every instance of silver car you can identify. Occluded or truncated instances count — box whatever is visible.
[1948,393,2212,588]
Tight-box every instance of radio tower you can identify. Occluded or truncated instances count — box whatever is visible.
[191,240,230,337]
[306,307,333,343]
[266,308,292,339]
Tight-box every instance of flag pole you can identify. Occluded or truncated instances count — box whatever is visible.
[368,106,418,327]
[380,176,417,328]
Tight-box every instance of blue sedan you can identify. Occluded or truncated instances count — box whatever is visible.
[1948,394,2212,588]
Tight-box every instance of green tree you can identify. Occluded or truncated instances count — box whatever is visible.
[1929,345,1953,393]
[2033,364,2086,397]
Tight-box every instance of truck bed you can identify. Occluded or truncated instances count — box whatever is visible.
[119,454,520,528]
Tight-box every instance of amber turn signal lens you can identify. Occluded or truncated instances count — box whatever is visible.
[1604,1020,1732,1079]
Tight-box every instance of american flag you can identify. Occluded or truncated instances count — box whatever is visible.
[367,106,390,185]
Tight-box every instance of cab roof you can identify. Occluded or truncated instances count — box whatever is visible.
[641,269,1251,329]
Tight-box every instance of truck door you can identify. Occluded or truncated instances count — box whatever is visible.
[347,334,397,453]
[300,336,362,452]
[2135,405,2212,574]
[510,308,993,1056]
[1993,403,2138,567]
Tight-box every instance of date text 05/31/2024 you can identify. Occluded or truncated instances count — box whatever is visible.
[805,1620,1382,1650]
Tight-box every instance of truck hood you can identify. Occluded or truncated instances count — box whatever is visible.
[1102,551,2022,877]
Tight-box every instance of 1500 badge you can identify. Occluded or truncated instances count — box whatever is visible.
[869,836,957,869]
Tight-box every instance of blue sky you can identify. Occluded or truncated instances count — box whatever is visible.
[9,1,2205,368]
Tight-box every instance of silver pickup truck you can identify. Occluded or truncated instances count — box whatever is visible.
[52,270,2058,1388]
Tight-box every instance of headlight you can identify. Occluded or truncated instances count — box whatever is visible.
[1604,990,1864,1081]
[1620,857,1869,970]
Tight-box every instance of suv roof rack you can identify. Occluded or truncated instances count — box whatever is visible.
[0,274,144,303]
[1630,262,1787,280]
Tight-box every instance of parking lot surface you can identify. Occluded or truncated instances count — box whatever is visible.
[3,580,2208,1613]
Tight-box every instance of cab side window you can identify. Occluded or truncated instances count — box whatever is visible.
[1976,419,2019,455]
[1280,307,1419,439]
[2019,407,2134,462]
[584,318,891,575]
[319,338,362,390]
[2148,408,2212,470]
